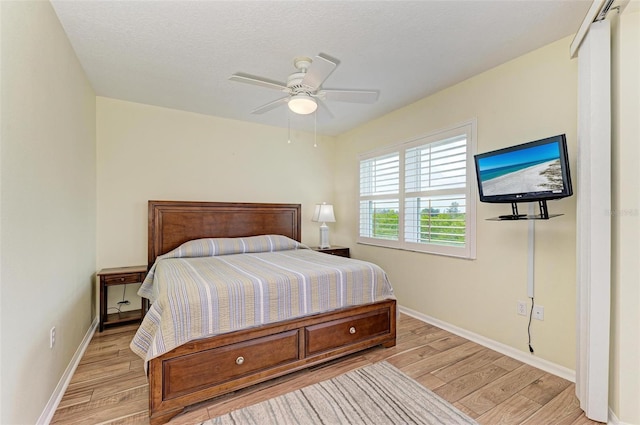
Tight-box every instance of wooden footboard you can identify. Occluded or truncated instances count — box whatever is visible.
[148,299,396,425]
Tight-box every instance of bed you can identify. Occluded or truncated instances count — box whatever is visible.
[132,200,397,424]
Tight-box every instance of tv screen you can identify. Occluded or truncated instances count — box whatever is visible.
[474,134,573,204]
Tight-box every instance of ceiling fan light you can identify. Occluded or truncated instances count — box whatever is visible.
[288,94,317,115]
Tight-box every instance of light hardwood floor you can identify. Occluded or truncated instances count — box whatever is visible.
[51,314,603,425]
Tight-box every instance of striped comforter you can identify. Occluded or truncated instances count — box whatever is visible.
[130,235,395,364]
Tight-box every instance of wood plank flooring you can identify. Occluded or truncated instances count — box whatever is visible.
[51,314,603,425]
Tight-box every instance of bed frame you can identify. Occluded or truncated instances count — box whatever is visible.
[145,200,397,424]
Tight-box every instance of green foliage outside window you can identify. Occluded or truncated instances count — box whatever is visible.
[371,202,465,245]
[420,210,466,246]
[372,209,399,239]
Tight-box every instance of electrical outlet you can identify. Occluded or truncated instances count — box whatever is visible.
[517,301,527,316]
[50,327,56,349]
[533,305,544,321]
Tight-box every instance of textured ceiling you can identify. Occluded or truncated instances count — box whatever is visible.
[51,1,591,136]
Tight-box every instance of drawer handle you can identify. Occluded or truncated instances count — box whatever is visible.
[120,277,125,282]
[349,326,356,335]
[235,356,245,365]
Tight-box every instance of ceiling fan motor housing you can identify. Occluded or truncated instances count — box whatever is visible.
[287,72,314,96]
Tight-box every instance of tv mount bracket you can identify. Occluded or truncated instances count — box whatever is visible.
[500,200,550,220]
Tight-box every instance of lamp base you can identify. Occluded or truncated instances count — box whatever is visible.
[319,223,330,249]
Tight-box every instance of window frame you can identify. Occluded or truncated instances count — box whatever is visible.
[357,120,477,259]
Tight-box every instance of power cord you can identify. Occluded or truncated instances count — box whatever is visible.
[528,297,535,354]
[106,284,130,315]
[118,284,130,306]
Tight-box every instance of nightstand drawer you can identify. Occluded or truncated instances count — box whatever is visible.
[103,273,144,285]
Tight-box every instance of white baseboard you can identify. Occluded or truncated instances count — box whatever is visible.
[399,305,576,382]
[37,317,98,425]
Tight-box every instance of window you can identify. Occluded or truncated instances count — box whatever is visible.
[358,121,476,258]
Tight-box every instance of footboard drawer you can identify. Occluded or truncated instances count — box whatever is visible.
[162,329,299,400]
[305,308,391,356]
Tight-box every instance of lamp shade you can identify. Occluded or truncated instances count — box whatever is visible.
[288,94,317,115]
[312,203,335,223]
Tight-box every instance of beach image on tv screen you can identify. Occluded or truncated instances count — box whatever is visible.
[478,142,564,196]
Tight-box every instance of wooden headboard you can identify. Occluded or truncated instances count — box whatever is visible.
[148,200,301,268]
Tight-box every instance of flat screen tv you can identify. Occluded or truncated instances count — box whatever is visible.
[474,134,573,219]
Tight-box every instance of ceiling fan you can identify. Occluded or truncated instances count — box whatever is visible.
[229,53,379,116]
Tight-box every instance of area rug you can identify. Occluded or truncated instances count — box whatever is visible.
[203,361,478,425]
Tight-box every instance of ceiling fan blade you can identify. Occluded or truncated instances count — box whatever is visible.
[301,54,337,90]
[320,89,379,104]
[251,97,289,114]
[316,98,334,119]
[229,73,288,91]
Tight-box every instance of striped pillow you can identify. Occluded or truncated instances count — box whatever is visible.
[167,235,304,259]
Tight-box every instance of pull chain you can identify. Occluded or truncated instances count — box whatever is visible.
[313,111,317,148]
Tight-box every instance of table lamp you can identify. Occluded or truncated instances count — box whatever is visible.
[312,202,336,249]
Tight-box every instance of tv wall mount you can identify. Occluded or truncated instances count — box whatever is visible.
[488,200,562,221]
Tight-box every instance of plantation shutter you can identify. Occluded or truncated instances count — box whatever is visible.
[359,152,400,241]
[404,135,467,247]
[357,120,476,258]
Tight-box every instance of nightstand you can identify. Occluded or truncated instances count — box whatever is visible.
[98,265,147,332]
[312,246,350,258]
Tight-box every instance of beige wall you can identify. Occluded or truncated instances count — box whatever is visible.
[334,36,578,369]
[0,2,96,423]
[96,97,336,270]
[610,3,640,424]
